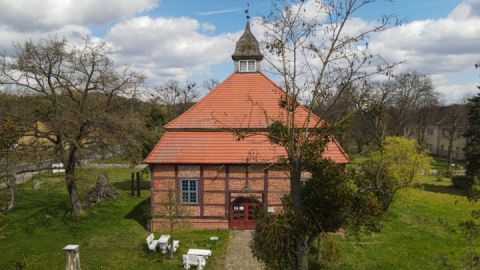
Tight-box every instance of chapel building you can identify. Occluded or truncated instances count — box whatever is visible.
[144,22,349,230]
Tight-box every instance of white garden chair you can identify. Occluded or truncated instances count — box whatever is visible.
[183,254,206,270]
[146,234,159,251]
[168,240,180,253]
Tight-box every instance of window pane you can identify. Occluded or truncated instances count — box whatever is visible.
[190,192,197,203]
[181,181,188,191]
[181,192,188,203]
[239,61,247,72]
[189,180,196,191]
[247,60,255,71]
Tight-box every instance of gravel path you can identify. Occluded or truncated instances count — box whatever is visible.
[224,230,264,270]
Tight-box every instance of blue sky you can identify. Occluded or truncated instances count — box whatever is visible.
[0,0,478,103]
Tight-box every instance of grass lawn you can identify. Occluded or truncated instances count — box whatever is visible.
[0,168,228,270]
[335,175,479,269]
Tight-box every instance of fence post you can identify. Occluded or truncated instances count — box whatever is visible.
[136,172,141,197]
[131,172,135,196]
[63,245,80,270]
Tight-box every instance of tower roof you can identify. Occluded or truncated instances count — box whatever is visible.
[232,22,263,61]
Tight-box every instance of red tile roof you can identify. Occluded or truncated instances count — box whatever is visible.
[165,73,323,129]
[144,131,349,164]
[145,72,349,165]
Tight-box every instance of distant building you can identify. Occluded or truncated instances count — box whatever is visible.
[404,105,468,160]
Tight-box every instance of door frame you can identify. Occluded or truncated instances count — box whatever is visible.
[229,197,261,230]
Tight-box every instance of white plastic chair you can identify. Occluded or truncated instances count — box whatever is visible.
[168,240,180,253]
[183,254,206,270]
[146,233,159,251]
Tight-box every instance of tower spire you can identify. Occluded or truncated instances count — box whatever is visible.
[232,5,263,73]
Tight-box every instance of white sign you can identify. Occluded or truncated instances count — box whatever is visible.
[267,207,275,213]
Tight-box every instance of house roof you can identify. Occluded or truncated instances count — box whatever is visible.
[146,71,349,165]
[164,72,323,129]
[144,131,349,164]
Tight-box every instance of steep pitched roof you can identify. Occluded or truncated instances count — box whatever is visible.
[144,131,349,164]
[165,73,323,129]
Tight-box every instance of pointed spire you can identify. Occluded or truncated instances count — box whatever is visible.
[231,16,263,61]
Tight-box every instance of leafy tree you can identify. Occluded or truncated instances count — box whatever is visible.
[251,1,399,268]
[252,160,384,269]
[0,38,145,215]
[356,136,432,210]
[464,93,480,177]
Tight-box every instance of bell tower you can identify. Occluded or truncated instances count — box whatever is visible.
[231,17,263,73]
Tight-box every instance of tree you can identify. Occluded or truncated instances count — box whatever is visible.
[464,93,480,177]
[151,80,198,121]
[0,103,20,212]
[357,136,432,209]
[202,78,219,92]
[252,1,398,268]
[440,104,468,171]
[0,37,145,215]
[386,71,438,136]
[158,188,188,259]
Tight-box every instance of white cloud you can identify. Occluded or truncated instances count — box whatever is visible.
[0,0,157,31]
[105,16,240,83]
[0,24,93,51]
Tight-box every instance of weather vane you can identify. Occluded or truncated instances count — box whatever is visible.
[245,3,250,22]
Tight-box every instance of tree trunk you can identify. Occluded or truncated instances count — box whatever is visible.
[295,238,310,270]
[7,175,16,211]
[447,135,453,172]
[65,151,83,216]
[290,166,310,270]
[317,234,322,264]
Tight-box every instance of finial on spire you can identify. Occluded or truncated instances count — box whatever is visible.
[245,3,250,24]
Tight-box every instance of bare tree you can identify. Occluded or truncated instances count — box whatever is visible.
[0,37,145,215]
[202,78,219,92]
[387,71,438,136]
[440,104,468,171]
[158,188,189,259]
[253,1,398,269]
[152,80,199,120]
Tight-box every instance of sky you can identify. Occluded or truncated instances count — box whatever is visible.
[0,0,478,103]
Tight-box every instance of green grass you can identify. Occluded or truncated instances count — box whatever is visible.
[335,175,479,269]
[0,168,228,270]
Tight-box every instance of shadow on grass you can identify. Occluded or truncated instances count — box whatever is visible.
[125,197,150,230]
[418,183,466,197]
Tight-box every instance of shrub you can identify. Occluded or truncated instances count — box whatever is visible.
[452,176,474,190]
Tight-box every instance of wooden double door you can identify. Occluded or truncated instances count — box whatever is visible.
[229,198,261,230]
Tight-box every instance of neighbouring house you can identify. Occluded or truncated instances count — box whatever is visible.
[404,104,468,161]
[144,22,349,231]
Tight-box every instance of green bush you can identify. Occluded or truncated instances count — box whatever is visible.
[452,176,474,190]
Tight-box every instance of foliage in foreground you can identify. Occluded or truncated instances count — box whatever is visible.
[253,137,432,269]
[464,93,480,177]
[252,160,382,270]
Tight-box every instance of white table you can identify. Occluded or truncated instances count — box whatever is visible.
[187,249,212,259]
[158,235,171,253]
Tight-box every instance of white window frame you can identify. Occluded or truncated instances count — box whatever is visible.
[239,60,256,72]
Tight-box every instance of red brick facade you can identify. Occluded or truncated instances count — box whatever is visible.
[150,164,291,231]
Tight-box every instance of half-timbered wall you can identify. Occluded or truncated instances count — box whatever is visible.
[150,164,291,231]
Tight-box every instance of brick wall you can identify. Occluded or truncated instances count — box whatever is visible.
[150,164,291,230]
